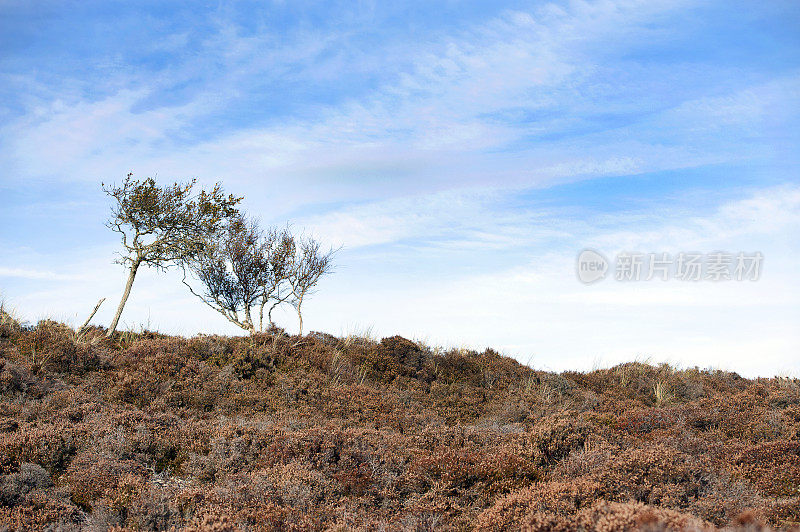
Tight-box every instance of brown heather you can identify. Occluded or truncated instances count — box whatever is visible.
[0,322,798,531]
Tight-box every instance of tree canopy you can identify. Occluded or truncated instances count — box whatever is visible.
[104,174,241,336]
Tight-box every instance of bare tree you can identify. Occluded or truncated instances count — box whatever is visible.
[181,216,271,334]
[258,227,296,330]
[182,220,334,336]
[104,174,241,337]
[288,237,335,336]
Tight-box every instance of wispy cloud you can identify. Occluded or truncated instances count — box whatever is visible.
[5,0,785,199]
[300,185,800,376]
[1,0,797,375]
[0,267,89,281]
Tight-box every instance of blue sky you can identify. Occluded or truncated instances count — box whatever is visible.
[1,0,799,376]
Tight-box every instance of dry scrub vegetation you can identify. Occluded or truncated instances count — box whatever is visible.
[0,315,798,530]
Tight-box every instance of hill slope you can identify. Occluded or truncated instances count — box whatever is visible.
[0,320,799,530]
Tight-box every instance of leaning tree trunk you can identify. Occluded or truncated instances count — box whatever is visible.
[107,259,140,337]
[244,305,256,336]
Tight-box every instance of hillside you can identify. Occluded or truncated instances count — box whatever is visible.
[0,317,798,531]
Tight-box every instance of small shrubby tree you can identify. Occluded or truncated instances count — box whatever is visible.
[181,219,333,336]
[104,174,241,337]
[288,237,334,335]
[257,227,297,330]
[180,216,270,335]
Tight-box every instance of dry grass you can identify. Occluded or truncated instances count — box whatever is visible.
[653,379,673,404]
[0,299,21,339]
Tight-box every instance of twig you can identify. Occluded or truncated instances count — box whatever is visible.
[78,298,106,334]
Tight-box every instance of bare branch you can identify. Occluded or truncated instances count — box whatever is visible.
[181,219,333,336]
[78,298,105,334]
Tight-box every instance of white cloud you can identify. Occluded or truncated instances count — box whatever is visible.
[592,184,800,252]
[0,267,89,281]
[1,0,753,202]
[297,185,800,377]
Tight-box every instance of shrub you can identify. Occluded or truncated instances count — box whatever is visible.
[594,445,706,508]
[0,421,80,476]
[377,336,427,380]
[734,440,800,497]
[1,325,798,530]
[475,480,603,530]
[526,415,592,466]
[230,342,279,380]
[0,359,35,396]
[0,463,53,506]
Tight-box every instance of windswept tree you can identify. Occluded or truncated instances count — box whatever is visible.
[181,216,272,334]
[258,227,296,330]
[181,219,333,336]
[288,237,334,335]
[104,174,241,337]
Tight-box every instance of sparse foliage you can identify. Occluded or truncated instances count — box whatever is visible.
[103,174,241,337]
[287,236,334,335]
[181,217,274,334]
[181,218,333,335]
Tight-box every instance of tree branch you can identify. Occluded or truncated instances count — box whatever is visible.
[78,298,106,334]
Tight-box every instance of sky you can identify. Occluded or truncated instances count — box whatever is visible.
[1,0,798,377]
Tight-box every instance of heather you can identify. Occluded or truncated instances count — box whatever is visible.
[0,317,798,531]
